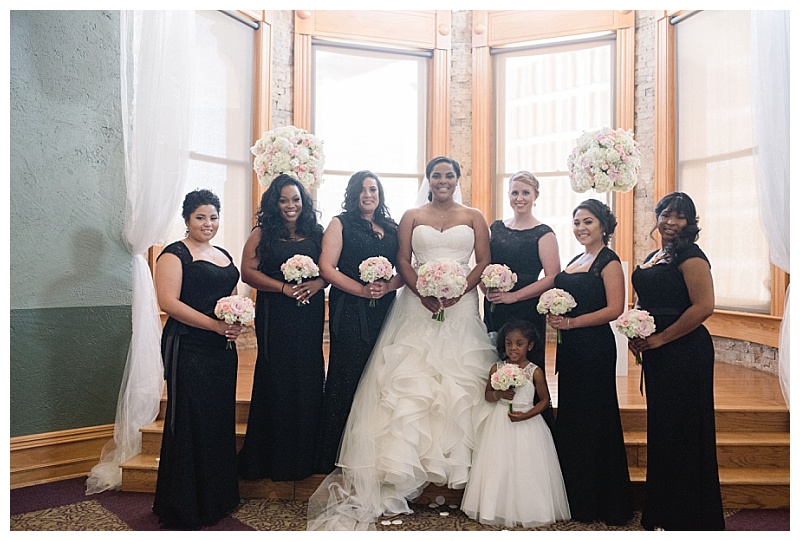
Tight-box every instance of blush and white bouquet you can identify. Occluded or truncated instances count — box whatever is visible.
[481,263,518,313]
[615,309,656,365]
[491,362,527,413]
[537,288,577,344]
[359,256,394,307]
[214,295,255,349]
[281,254,320,306]
[251,125,325,191]
[416,258,468,322]
[567,127,641,193]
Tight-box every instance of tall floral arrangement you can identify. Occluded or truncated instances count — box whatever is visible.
[251,125,325,190]
[567,127,641,193]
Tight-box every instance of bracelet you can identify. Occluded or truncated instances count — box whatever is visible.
[281,283,286,294]
[567,317,570,330]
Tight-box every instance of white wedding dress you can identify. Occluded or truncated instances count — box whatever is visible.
[308,224,497,530]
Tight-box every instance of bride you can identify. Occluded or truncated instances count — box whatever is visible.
[308,156,498,530]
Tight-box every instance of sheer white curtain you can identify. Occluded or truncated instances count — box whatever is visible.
[751,10,790,408]
[86,10,195,494]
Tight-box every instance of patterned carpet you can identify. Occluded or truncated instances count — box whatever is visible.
[10,477,789,531]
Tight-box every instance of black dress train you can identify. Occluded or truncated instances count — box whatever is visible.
[237,237,325,481]
[632,244,724,531]
[314,213,398,474]
[552,247,633,525]
[153,241,240,529]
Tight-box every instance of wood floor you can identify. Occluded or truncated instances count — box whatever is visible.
[237,342,788,409]
[121,339,790,509]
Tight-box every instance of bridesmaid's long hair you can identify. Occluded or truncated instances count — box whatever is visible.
[652,191,701,263]
[341,170,397,234]
[255,174,323,260]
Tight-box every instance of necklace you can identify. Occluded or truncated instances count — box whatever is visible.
[641,248,669,269]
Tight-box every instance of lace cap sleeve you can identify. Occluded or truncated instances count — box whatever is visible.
[674,243,710,269]
[589,246,620,277]
[157,241,192,266]
[216,245,235,264]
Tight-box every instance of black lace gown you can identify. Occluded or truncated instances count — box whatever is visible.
[153,241,240,529]
[552,247,633,525]
[237,237,325,481]
[632,245,723,531]
[314,213,399,474]
[483,221,554,370]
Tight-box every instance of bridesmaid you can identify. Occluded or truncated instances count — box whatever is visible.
[153,189,242,529]
[481,171,560,429]
[629,192,723,531]
[314,171,404,474]
[547,199,633,525]
[482,171,560,372]
[237,174,327,481]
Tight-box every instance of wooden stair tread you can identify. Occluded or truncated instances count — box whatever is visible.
[628,467,789,484]
[120,453,159,471]
[624,431,789,445]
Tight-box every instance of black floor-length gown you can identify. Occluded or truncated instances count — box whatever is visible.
[632,244,724,531]
[314,213,398,474]
[237,237,325,481]
[483,221,553,370]
[153,241,240,529]
[552,247,633,525]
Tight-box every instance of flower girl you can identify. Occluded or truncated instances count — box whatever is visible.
[461,319,571,528]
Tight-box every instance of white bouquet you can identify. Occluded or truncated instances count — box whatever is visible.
[281,254,320,306]
[358,256,394,307]
[537,288,577,344]
[615,309,656,365]
[491,362,526,413]
[481,263,518,313]
[416,258,468,322]
[214,295,255,349]
[567,127,641,193]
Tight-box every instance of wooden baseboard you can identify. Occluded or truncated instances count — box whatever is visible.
[10,425,114,489]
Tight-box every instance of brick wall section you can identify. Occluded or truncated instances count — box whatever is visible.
[450,10,473,204]
[265,10,778,374]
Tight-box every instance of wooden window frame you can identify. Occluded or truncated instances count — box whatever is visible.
[471,10,636,297]
[293,10,452,161]
[654,10,785,348]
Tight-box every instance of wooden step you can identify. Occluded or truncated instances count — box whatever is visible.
[121,452,789,509]
[140,420,249,455]
[158,400,253,424]
[618,407,790,433]
[624,431,790,470]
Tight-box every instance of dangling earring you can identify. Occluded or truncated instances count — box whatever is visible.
[184,229,189,237]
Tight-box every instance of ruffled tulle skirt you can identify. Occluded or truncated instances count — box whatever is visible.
[308,286,497,530]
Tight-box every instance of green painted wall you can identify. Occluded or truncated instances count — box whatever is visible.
[10,11,132,437]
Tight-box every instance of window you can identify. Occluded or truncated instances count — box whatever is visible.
[160,10,254,294]
[494,36,615,267]
[675,10,770,313]
[312,43,428,227]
